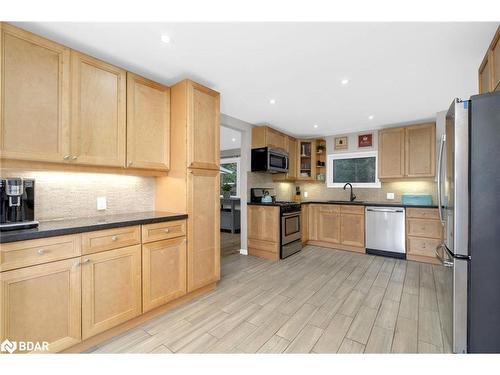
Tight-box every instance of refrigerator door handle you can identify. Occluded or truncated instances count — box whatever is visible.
[437,134,446,225]
[435,244,454,267]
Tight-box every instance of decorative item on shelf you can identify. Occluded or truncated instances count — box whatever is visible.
[316,160,325,167]
[222,184,232,199]
[301,144,308,157]
[334,136,348,150]
[358,133,373,148]
[316,173,326,182]
[294,186,301,202]
[316,143,326,154]
[300,172,310,178]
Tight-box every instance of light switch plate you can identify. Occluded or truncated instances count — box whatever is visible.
[97,196,107,210]
[386,192,395,200]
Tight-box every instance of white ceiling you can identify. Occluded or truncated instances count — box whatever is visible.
[14,22,498,137]
[220,126,241,150]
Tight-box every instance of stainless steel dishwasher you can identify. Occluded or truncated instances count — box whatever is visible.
[365,206,406,259]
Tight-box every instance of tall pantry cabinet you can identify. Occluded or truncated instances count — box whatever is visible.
[156,80,221,293]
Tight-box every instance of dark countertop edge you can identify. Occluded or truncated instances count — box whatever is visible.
[247,201,438,209]
[0,213,188,244]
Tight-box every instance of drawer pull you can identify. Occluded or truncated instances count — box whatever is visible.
[111,235,118,241]
[163,228,170,233]
[37,249,46,255]
[81,259,90,265]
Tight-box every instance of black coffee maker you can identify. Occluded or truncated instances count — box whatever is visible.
[0,178,38,231]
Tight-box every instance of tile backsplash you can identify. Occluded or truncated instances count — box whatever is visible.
[1,169,155,220]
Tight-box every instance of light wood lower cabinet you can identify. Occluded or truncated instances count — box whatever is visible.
[406,208,443,264]
[306,204,365,253]
[142,237,187,313]
[187,168,220,292]
[0,258,81,353]
[81,244,142,339]
[247,205,281,261]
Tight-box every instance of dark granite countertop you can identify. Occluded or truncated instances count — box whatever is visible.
[0,211,188,243]
[247,201,438,209]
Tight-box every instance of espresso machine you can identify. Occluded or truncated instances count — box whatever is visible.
[0,178,38,231]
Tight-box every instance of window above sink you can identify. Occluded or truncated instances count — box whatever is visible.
[327,151,381,188]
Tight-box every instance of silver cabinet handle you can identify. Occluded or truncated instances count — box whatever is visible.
[37,249,46,255]
[71,156,78,160]
[63,155,71,160]
[111,235,118,241]
[127,161,133,166]
[163,228,170,233]
[81,259,91,264]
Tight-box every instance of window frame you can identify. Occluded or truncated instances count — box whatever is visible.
[220,156,241,198]
[326,151,381,188]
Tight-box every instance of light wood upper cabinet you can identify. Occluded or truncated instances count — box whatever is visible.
[273,136,298,182]
[70,51,126,167]
[493,35,500,91]
[317,205,341,244]
[297,139,317,180]
[379,123,435,179]
[142,237,187,313]
[81,244,141,339]
[379,127,405,179]
[187,80,220,170]
[478,26,500,93]
[479,55,492,94]
[0,258,81,353]
[187,168,220,292]
[252,126,287,151]
[405,123,436,178]
[126,73,170,170]
[0,23,70,163]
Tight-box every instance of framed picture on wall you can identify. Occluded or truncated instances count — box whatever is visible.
[334,136,348,150]
[358,133,373,148]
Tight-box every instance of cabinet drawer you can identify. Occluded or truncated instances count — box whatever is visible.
[318,204,340,213]
[82,226,141,255]
[407,218,443,239]
[0,234,81,272]
[407,236,441,258]
[340,205,364,215]
[406,208,439,220]
[142,220,187,243]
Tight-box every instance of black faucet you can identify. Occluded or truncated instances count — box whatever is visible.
[343,183,356,202]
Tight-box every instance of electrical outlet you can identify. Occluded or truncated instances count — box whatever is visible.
[387,192,395,200]
[304,191,308,198]
[97,196,107,210]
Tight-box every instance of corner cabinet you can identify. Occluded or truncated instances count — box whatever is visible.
[0,23,71,163]
[187,81,220,170]
[378,123,436,179]
[70,51,126,167]
[0,258,82,353]
[126,73,170,170]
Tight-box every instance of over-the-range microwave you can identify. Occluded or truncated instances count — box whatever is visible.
[251,147,289,173]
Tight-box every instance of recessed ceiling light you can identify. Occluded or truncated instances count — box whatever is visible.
[231,137,236,142]
[161,35,171,44]
[368,115,374,120]
[313,124,319,129]
[269,99,276,104]
[341,79,349,85]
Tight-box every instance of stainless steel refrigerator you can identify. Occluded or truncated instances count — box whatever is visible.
[437,91,500,353]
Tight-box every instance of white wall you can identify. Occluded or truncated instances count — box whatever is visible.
[325,131,378,155]
[220,113,254,253]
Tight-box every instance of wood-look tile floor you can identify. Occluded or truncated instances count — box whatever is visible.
[89,246,452,354]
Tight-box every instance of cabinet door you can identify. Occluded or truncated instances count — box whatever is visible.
[81,245,141,339]
[187,81,220,170]
[479,56,491,94]
[247,205,280,242]
[301,204,309,244]
[493,35,500,91]
[0,23,70,163]
[378,127,405,179]
[340,213,365,248]
[70,51,126,167]
[317,205,341,244]
[297,140,316,180]
[0,258,81,353]
[405,123,436,178]
[142,237,187,312]
[266,128,287,150]
[187,168,220,292]
[287,137,298,179]
[127,73,170,170]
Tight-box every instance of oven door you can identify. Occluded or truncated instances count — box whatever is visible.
[268,149,288,173]
[281,212,301,244]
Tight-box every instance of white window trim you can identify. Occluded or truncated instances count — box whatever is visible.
[327,151,381,188]
[220,156,241,198]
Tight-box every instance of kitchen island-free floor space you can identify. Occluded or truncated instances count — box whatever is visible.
[88,246,452,354]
